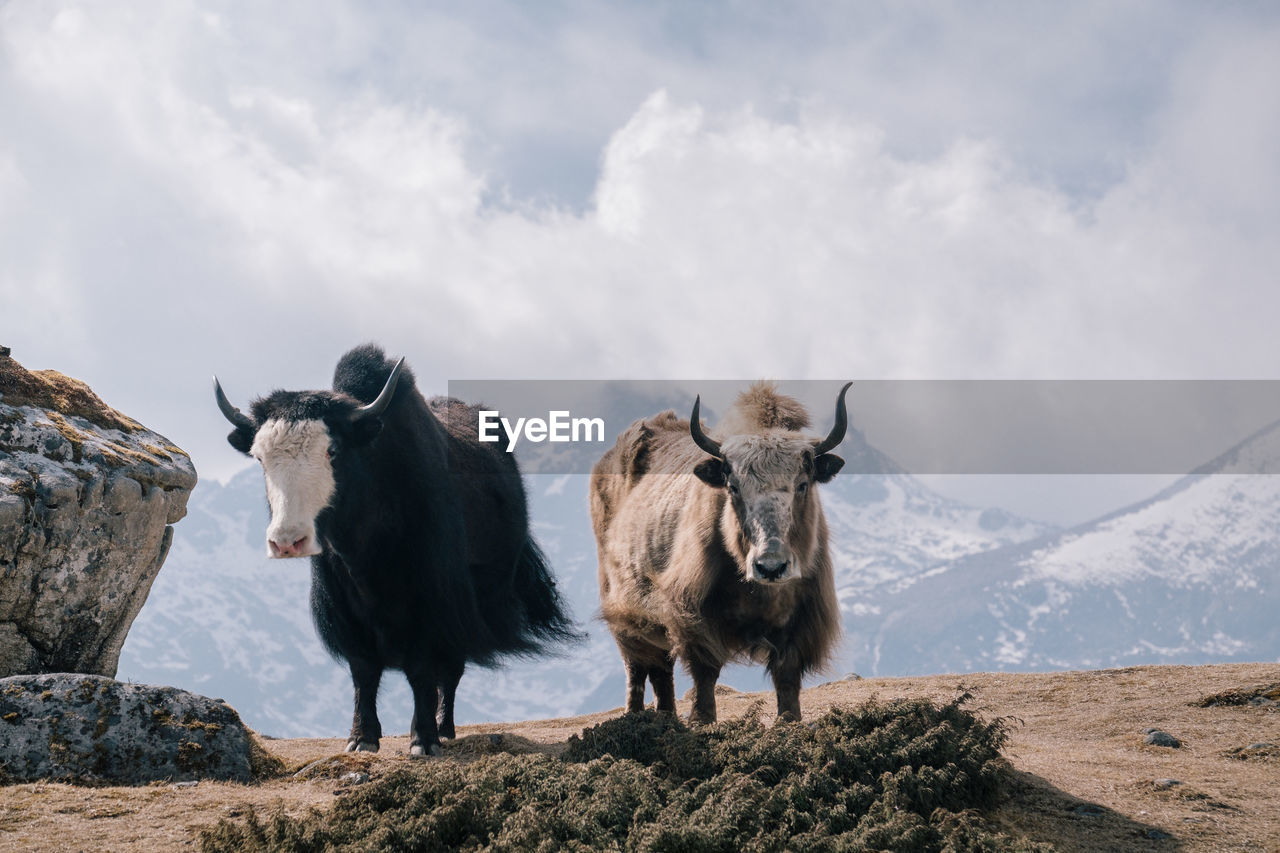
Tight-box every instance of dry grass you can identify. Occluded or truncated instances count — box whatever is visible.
[0,663,1277,851]
[0,351,141,434]
[202,699,1022,851]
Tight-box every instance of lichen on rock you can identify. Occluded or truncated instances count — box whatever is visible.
[0,673,256,784]
[0,347,196,677]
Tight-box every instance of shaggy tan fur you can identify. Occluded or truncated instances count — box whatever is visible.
[714,381,811,435]
[590,384,843,724]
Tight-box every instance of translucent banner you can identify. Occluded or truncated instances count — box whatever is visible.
[444,380,1280,475]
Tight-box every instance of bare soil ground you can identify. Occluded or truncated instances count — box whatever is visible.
[1,662,1277,852]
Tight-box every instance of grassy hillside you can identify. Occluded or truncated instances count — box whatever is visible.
[0,664,1277,851]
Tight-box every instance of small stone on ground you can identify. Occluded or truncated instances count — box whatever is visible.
[1144,730,1182,748]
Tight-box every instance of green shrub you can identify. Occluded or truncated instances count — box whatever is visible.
[201,697,1050,852]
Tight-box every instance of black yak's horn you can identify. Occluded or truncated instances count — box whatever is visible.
[352,358,405,422]
[213,377,252,430]
[689,395,723,459]
[813,382,852,456]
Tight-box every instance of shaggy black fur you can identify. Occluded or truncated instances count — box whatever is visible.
[224,344,577,754]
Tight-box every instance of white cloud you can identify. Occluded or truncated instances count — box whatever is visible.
[1,1,1279,488]
[0,146,23,212]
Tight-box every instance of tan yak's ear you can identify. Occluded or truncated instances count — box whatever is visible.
[693,457,728,488]
[813,453,845,483]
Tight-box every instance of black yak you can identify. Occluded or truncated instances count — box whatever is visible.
[215,344,576,755]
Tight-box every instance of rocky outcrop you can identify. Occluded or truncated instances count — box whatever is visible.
[0,674,253,784]
[0,346,196,677]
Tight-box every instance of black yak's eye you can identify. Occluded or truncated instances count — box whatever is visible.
[327,442,338,459]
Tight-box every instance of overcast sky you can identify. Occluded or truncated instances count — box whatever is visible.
[3,2,1279,523]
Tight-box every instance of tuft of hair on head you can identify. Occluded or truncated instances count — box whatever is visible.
[332,343,416,405]
[717,381,812,436]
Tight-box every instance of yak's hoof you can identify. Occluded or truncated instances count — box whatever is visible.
[439,725,455,740]
[409,743,443,758]
[345,740,379,753]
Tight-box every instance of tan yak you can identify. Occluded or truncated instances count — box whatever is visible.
[590,381,849,723]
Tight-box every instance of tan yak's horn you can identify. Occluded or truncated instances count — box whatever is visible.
[689,395,723,459]
[812,382,852,456]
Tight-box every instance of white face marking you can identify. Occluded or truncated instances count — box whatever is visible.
[251,418,335,558]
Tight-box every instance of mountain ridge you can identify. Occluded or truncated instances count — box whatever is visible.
[118,417,1280,735]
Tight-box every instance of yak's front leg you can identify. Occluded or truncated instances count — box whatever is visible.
[346,657,383,752]
[768,648,803,723]
[406,662,443,757]
[686,656,723,725]
[437,658,465,740]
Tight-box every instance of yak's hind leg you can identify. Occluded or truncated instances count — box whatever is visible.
[623,654,648,713]
[649,654,677,715]
[346,657,383,753]
[406,662,443,757]
[437,659,464,740]
[616,635,670,714]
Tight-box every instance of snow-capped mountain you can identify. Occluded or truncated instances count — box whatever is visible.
[117,426,1050,736]
[852,420,1280,676]
[119,415,1280,736]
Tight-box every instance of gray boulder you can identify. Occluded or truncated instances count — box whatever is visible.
[0,674,255,784]
[0,347,196,676]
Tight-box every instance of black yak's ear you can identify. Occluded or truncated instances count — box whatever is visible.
[813,453,845,483]
[693,458,728,488]
[227,428,254,455]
